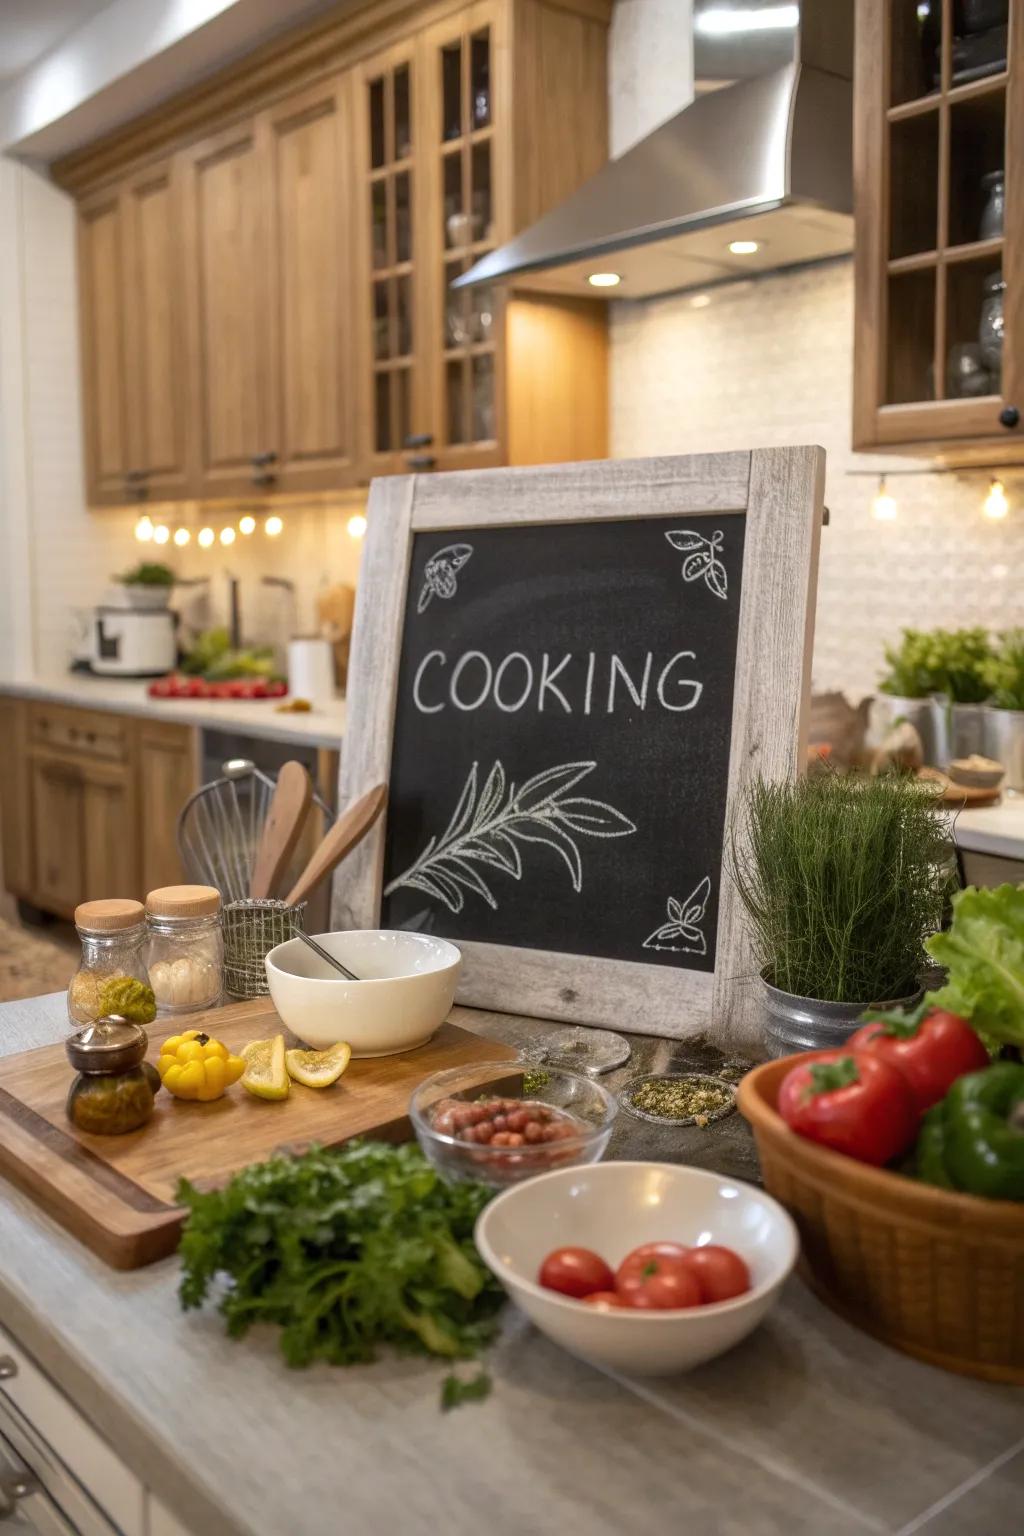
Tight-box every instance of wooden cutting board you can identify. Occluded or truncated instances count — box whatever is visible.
[0,999,518,1271]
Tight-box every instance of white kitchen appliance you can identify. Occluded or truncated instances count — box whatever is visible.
[90,606,176,677]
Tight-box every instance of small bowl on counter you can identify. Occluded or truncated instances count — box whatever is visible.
[475,1161,798,1376]
[410,1060,617,1187]
[265,930,461,1056]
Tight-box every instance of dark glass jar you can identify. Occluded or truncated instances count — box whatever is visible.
[66,1016,155,1135]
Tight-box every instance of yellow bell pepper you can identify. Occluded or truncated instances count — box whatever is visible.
[157,1029,245,1102]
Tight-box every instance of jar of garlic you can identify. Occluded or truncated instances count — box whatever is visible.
[145,885,223,1014]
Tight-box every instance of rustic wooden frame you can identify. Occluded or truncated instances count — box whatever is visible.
[332,448,824,1046]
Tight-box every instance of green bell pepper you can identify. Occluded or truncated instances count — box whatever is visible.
[916,1062,1024,1200]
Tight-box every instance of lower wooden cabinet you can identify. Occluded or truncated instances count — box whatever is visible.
[1,701,199,917]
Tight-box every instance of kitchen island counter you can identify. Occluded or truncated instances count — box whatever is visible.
[0,674,345,749]
[0,994,1020,1536]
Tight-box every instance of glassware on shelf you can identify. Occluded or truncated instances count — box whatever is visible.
[470,283,494,343]
[979,169,1005,240]
[471,32,491,128]
[946,342,992,398]
[978,269,1005,369]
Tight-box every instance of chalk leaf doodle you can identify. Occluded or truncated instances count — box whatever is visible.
[665,529,728,601]
[642,876,712,955]
[384,760,636,913]
[417,542,474,614]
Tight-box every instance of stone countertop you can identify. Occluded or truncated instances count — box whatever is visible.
[0,994,1021,1536]
[0,674,345,749]
[954,797,1024,860]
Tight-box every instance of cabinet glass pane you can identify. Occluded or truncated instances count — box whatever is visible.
[394,64,412,160]
[470,281,495,344]
[443,152,467,247]
[442,42,463,141]
[447,358,466,443]
[471,353,495,441]
[471,30,491,128]
[890,0,940,106]
[889,115,939,259]
[946,259,1003,398]
[471,141,493,244]
[371,181,387,269]
[396,368,411,447]
[445,259,469,346]
[369,78,386,168]
[949,89,1006,248]
[373,280,389,359]
[396,274,412,357]
[375,371,392,452]
[885,269,936,404]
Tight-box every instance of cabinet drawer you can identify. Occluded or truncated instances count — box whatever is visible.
[30,704,128,763]
[0,1325,144,1536]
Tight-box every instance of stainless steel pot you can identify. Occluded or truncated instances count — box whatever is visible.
[984,705,1024,792]
[929,696,986,769]
[763,979,922,1059]
[877,694,938,766]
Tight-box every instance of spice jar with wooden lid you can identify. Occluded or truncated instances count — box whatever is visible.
[69,899,155,1029]
[146,885,223,1014]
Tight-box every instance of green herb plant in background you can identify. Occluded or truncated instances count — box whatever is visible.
[114,561,176,588]
[982,630,1024,711]
[731,773,957,1005]
[177,1140,504,1408]
[878,628,945,699]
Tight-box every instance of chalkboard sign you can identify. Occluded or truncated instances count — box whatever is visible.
[334,449,824,1045]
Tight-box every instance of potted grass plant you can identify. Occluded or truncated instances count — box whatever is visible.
[877,628,942,765]
[983,628,1024,791]
[731,773,957,1057]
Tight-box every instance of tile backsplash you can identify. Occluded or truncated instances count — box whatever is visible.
[610,258,1024,699]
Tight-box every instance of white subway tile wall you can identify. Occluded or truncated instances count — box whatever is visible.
[610,259,1024,697]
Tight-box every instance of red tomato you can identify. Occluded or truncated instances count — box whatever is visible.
[148,678,173,698]
[184,678,207,697]
[582,1291,623,1309]
[848,1007,989,1114]
[268,680,288,697]
[615,1245,701,1310]
[538,1247,614,1300]
[250,679,269,699]
[680,1245,750,1304]
[777,1050,917,1166]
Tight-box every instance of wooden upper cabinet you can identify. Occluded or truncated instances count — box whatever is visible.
[78,190,131,502]
[122,160,191,499]
[181,119,271,499]
[263,77,356,491]
[854,0,1024,456]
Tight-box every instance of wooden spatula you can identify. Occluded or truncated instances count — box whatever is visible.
[250,761,314,899]
[285,783,388,907]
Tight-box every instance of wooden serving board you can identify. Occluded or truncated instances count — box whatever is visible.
[0,999,517,1271]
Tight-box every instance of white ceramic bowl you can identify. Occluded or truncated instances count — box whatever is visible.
[264,930,461,1056]
[475,1161,798,1376]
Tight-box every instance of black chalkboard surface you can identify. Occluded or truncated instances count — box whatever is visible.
[380,513,746,972]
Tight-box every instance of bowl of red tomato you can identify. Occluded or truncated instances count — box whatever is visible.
[474,1161,798,1375]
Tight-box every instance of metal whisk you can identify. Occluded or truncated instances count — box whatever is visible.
[177,759,333,904]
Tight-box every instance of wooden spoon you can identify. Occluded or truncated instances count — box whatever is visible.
[250,761,313,899]
[285,783,388,907]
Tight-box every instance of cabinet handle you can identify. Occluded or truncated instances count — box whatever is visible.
[999,405,1020,429]
[124,470,145,483]
[251,452,279,467]
[405,454,437,471]
[403,433,434,449]
[0,1357,16,1381]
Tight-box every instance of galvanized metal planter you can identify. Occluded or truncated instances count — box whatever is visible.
[984,705,1024,792]
[762,979,922,1059]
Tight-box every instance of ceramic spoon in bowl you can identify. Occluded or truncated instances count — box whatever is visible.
[285,783,388,907]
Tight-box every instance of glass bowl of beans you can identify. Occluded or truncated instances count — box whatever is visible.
[410,1060,618,1187]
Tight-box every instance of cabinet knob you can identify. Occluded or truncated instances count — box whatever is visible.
[999,405,1020,429]
[0,1356,17,1381]
[406,454,437,472]
[251,451,279,467]
[403,433,434,449]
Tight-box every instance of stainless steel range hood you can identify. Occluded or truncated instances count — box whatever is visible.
[455,0,853,300]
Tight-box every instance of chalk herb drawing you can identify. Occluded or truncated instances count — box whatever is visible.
[642,876,712,955]
[384,759,636,913]
[665,529,728,601]
[418,542,474,614]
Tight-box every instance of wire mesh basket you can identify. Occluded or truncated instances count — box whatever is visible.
[222,898,306,1000]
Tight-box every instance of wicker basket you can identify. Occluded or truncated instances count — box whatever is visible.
[737,1055,1024,1383]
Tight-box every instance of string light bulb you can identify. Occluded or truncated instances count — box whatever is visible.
[265,514,284,537]
[239,514,256,535]
[984,477,1009,520]
[197,527,215,549]
[134,515,154,543]
[173,527,190,547]
[153,524,170,545]
[219,526,236,546]
[871,475,897,521]
[347,513,367,540]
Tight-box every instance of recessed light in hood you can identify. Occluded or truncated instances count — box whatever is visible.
[454,0,853,301]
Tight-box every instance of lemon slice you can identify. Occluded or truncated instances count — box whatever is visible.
[241,1034,289,1101]
[285,1042,352,1088]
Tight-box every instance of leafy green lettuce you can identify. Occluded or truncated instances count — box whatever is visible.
[926,884,1024,1049]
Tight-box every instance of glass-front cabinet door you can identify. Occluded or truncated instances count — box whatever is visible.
[854,0,1023,452]
[354,40,421,474]
[419,2,508,469]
